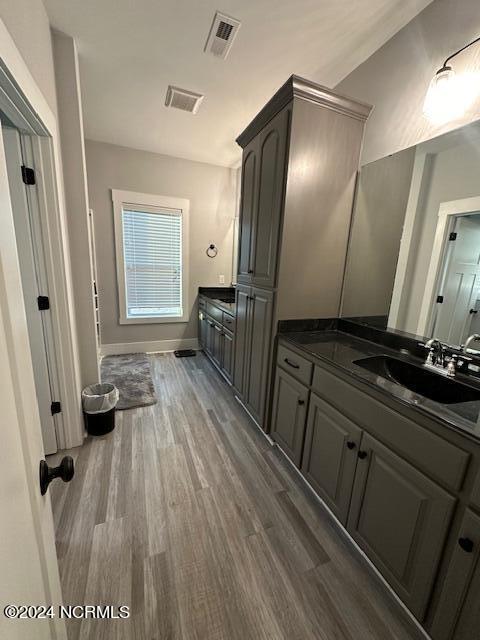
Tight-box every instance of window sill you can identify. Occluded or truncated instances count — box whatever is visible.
[119,315,189,325]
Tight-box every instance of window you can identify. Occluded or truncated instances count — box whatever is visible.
[112,190,189,324]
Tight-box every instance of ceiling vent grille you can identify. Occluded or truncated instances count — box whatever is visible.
[204,11,241,59]
[165,86,204,114]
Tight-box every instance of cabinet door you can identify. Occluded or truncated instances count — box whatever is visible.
[251,107,289,288]
[245,286,274,426]
[233,284,251,396]
[271,367,308,466]
[430,509,480,640]
[348,433,456,622]
[211,322,223,368]
[198,311,208,349]
[221,329,234,384]
[301,393,361,525]
[237,141,257,283]
[205,317,214,355]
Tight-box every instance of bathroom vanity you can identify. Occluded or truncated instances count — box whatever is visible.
[270,327,480,639]
[198,287,236,384]
[268,115,480,640]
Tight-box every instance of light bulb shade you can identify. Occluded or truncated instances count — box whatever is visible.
[423,66,476,124]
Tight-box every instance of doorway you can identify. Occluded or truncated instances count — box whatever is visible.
[2,125,61,454]
[431,212,480,346]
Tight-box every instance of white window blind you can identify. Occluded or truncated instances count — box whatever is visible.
[122,206,183,319]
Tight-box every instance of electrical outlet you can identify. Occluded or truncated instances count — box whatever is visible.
[219,274,225,284]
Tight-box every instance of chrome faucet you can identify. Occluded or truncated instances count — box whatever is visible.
[425,338,445,367]
[463,334,480,353]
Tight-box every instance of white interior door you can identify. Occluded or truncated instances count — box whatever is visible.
[0,125,66,639]
[2,126,58,454]
[433,215,480,345]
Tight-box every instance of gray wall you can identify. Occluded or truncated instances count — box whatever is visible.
[336,0,480,166]
[85,140,236,346]
[0,0,57,117]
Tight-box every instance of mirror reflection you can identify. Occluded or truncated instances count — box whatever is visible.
[341,120,480,352]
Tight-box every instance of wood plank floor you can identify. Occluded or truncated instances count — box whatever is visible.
[48,352,418,640]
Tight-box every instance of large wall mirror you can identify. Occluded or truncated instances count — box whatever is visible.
[341,119,480,351]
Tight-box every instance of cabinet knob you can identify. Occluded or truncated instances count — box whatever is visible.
[458,537,474,553]
[248,269,254,274]
[298,399,305,405]
[346,441,356,450]
[358,450,368,460]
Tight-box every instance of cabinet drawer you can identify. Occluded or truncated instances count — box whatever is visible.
[277,343,313,386]
[312,364,470,492]
[206,302,223,323]
[222,312,235,332]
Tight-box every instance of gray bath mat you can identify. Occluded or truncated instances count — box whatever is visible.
[101,352,157,410]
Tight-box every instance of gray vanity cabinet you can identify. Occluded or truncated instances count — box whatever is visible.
[233,284,274,425]
[211,322,223,369]
[271,368,308,466]
[234,76,371,431]
[430,509,480,640]
[221,330,234,384]
[301,393,362,525]
[198,296,235,384]
[347,432,456,621]
[237,108,289,288]
[250,108,289,288]
[237,141,257,283]
[233,284,250,396]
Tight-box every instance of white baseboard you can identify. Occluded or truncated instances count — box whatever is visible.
[99,338,199,357]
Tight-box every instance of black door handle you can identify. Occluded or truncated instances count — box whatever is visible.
[470,309,478,315]
[346,441,356,450]
[458,537,474,553]
[40,456,74,495]
[358,450,368,459]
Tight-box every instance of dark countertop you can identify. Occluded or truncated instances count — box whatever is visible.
[198,287,236,316]
[280,330,480,441]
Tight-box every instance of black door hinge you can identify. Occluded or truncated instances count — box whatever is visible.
[449,232,457,241]
[21,165,35,185]
[437,295,444,303]
[37,296,50,311]
[51,401,61,415]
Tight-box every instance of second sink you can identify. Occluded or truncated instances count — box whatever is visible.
[353,355,480,405]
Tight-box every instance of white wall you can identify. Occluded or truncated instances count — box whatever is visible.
[85,140,236,347]
[0,0,57,116]
[52,31,100,387]
[336,0,480,166]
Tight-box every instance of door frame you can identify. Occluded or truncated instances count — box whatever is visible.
[0,20,84,450]
[417,195,480,338]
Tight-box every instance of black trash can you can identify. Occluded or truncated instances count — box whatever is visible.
[82,383,119,436]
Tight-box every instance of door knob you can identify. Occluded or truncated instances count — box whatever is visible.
[39,456,74,495]
[458,537,474,553]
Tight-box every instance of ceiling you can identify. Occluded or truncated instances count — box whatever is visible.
[44,0,432,167]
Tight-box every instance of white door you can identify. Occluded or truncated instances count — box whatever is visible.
[433,214,480,345]
[2,127,58,454]
[0,126,66,639]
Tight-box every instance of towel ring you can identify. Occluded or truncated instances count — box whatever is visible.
[206,243,218,258]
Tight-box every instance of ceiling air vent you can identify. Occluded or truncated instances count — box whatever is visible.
[204,11,241,59]
[165,86,204,114]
